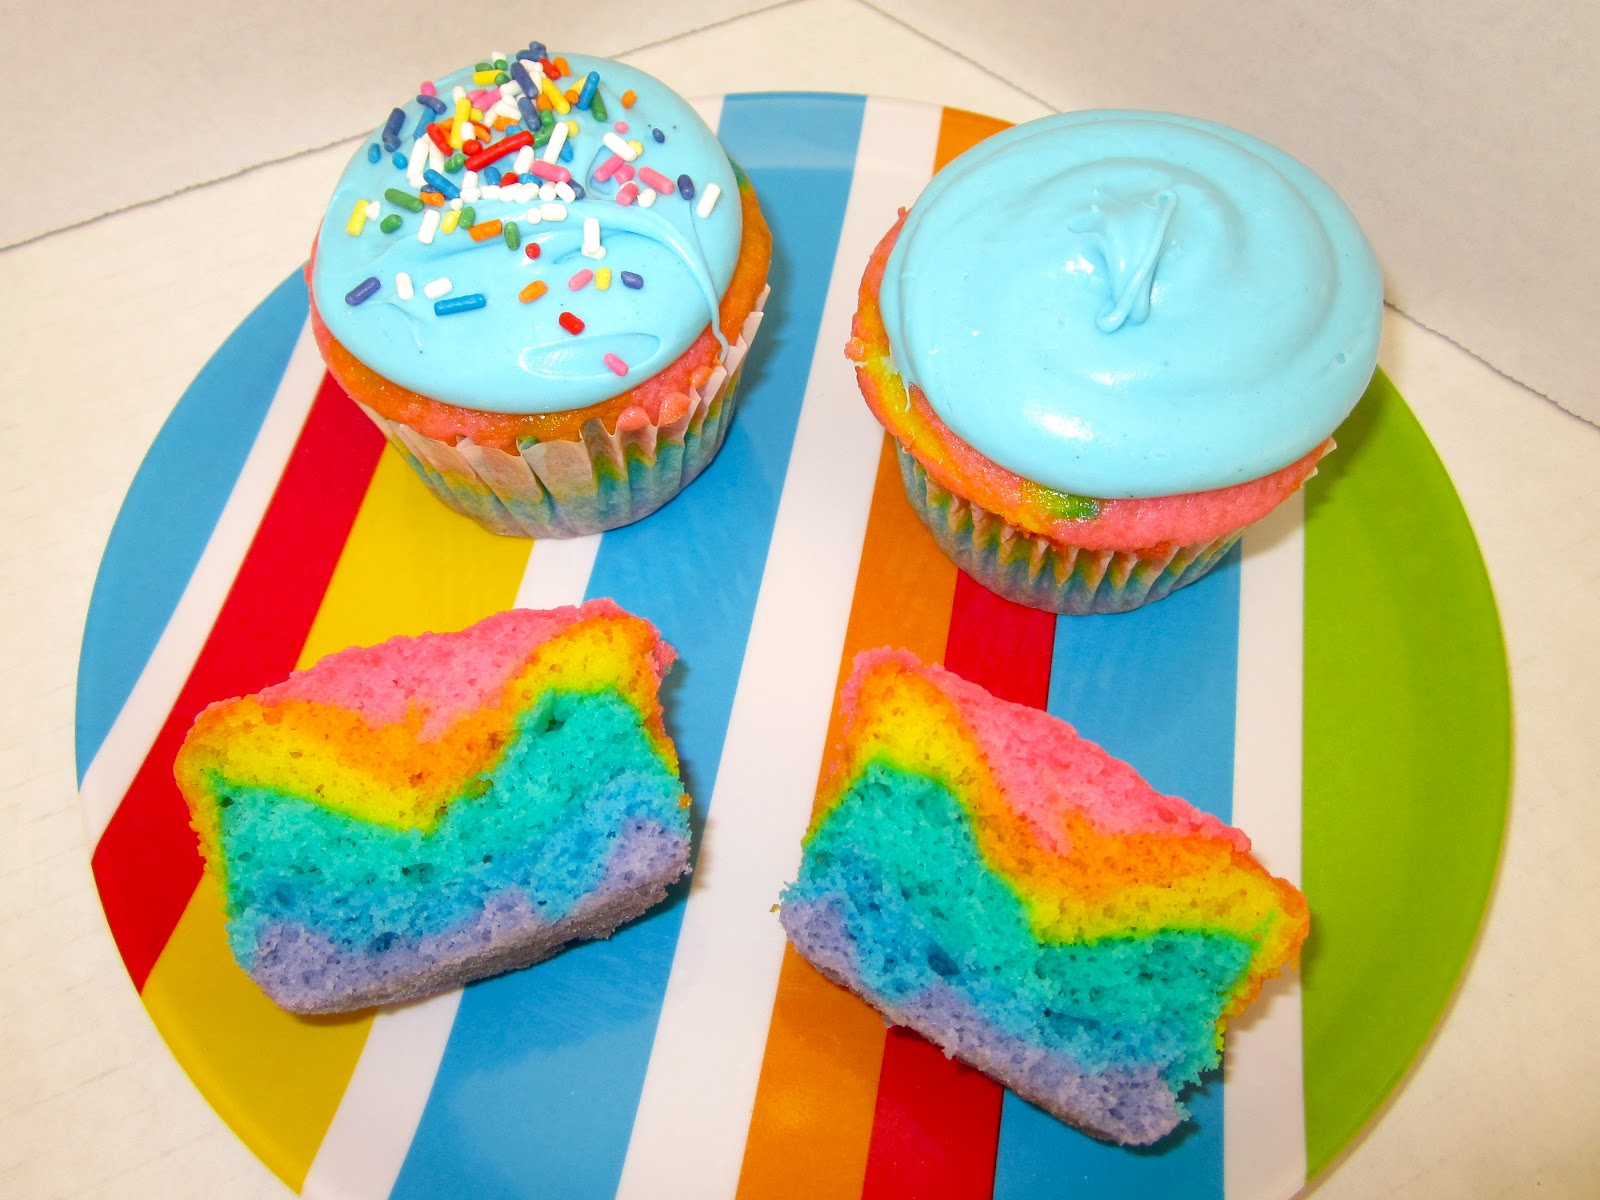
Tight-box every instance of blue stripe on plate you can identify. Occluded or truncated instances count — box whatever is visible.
[74,269,308,782]
[390,93,868,1200]
[993,549,1242,1200]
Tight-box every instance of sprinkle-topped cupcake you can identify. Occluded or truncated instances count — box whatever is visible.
[850,110,1381,612]
[310,44,771,537]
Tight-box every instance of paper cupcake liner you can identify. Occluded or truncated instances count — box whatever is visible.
[355,287,769,538]
[895,445,1244,615]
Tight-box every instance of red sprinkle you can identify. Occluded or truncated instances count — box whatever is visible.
[558,311,585,335]
[500,171,520,185]
[524,243,542,260]
[464,129,533,173]
[463,139,483,155]
[426,123,453,154]
[539,57,560,79]
[638,167,673,194]
[615,181,639,206]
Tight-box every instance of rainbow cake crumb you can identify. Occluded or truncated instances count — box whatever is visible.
[175,600,690,1013]
[780,648,1308,1145]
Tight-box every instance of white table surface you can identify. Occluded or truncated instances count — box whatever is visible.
[4,2,1597,1197]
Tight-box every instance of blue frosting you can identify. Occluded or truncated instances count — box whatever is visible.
[879,111,1382,497]
[311,53,742,413]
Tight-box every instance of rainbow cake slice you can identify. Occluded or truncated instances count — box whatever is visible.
[175,600,690,1013]
[780,649,1309,1145]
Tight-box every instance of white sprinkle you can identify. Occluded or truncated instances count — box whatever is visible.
[539,202,567,222]
[515,181,539,204]
[461,186,480,203]
[418,208,441,245]
[423,277,452,300]
[428,144,445,173]
[539,181,557,202]
[542,120,568,163]
[512,145,535,175]
[364,200,381,220]
[451,85,467,102]
[696,182,722,219]
[581,216,604,259]
[499,81,523,100]
[487,99,519,122]
[449,197,463,210]
[489,49,505,62]
[602,131,638,162]
[463,170,479,191]
[638,187,657,209]
[554,181,576,203]
[481,184,503,201]
[395,272,414,300]
[521,207,542,225]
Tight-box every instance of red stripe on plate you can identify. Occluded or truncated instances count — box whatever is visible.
[860,571,1056,1199]
[90,374,386,990]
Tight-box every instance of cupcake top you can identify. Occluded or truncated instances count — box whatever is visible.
[877,111,1382,498]
[311,46,742,414]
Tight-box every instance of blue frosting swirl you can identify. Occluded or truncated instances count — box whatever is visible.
[311,54,742,413]
[878,111,1382,497]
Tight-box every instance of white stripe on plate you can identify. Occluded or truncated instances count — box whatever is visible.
[301,522,600,1191]
[514,532,603,611]
[614,96,945,1200]
[80,320,324,848]
[1225,490,1308,1200]
[300,990,463,1200]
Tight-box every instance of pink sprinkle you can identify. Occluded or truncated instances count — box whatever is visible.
[604,353,629,376]
[638,167,673,194]
[615,121,629,133]
[615,163,635,184]
[568,268,594,290]
[615,181,639,206]
[420,81,437,97]
[594,154,625,183]
[469,88,496,109]
[528,161,572,183]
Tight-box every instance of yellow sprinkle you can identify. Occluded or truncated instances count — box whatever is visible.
[441,208,461,234]
[627,139,643,157]
[472,70,499,85]
[470,107,484,122]
[540,74,570,114]
[595,267,612,290]
[450,97,470,148]
[565,120,579,137]
[345,199,369,235]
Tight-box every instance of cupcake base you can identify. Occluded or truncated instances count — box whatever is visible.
[896,445,1242,615]
[354,287,767,539]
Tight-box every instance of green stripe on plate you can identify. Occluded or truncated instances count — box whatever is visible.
[1301,368,1510,1180]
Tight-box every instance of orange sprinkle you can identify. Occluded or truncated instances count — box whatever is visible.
[554,55,571,77]
[468,219,504,242]
[419,190,444,206]
[535,93,552,110]
[493,115,514,131]
[472,121,491,139]
[565,88,579,104]
[621,89,637,108]
[519,279,549,303]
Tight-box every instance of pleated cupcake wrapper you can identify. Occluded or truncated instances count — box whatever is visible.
[356,287,768,538]
[895,444,1244,615]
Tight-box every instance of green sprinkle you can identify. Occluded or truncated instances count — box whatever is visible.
[533,125,551,149]
[590,93,608,122]
[475,60,492,71]
[494,71,509,85]
[503,221,520,250]
[458,205,476,228]
[494,58,508,70]
[379,214,403,234]
[445,152,465,173]
[539,107,555,130]
[383,187,423,213]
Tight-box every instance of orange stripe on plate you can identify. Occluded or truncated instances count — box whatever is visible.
[736,104,1013,1200]
[736,436,958,1199]
[139,439,533,1191]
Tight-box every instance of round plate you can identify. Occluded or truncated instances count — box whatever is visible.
[76,94,1508,1200]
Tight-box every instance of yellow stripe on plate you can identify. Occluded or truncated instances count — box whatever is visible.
[142,443,534,1190]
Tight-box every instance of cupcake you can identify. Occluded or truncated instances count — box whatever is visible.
[309,44,771,537]
[849,111,1381,613]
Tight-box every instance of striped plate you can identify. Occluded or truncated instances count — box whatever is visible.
[76,95,1509,1200]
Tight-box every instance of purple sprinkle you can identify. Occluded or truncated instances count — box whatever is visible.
[367,143,381,163]
[510,60,537,95]
[652,127,665,143]
[620,271,643,289]
[677,174,695,201]
[417,93,447,114]
[570,182,586,201]
[527,40,547,59]
[345,276,381,305]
